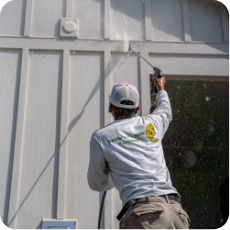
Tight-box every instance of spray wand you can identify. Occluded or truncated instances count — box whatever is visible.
[128,44,163,112]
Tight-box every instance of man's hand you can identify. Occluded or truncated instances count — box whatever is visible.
[153,76,166,91]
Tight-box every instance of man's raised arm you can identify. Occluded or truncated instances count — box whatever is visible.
[150,77,172,137]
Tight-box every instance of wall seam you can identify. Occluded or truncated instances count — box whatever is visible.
[144,0,152,41]
[182,0,192,42]
[24,0,33,37]
[7,48,30,228]
[66,0,73,18]
[104,0,111,40]
[103,50,113,229]
[57,49,70,219]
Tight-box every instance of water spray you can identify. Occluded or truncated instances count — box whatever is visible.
[128,43,164,112]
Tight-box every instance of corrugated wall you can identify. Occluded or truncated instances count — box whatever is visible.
[0,0,228,229]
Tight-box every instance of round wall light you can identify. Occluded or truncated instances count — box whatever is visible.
[63,21,77,33]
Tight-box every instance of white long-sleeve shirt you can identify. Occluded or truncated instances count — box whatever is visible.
[87,90,179,206]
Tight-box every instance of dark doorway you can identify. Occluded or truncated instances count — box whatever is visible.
[160,78,229,229]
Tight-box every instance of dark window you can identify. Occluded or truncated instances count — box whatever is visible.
[157,78,229,229]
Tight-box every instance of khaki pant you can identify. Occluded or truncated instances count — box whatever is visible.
[120,195,191,229]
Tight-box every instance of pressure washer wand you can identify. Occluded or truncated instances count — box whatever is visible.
[128,44,163,112]
[128,44,155,69]
[128,43,163,85]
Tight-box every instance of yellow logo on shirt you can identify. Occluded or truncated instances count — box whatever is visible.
[146,123,158,142]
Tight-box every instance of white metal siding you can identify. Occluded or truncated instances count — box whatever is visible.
[151,0,184,41]
[111,0,145,41]
[189,0,224,42]
[73,0,104,40]
[15,51,62,228]
[0,50,22,225]
[0,0,26,37]
[149,54,229,76]
[0,0,228,229]
[65,52,104,228]
[31,0,65,38]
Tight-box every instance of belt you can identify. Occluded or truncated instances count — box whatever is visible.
[117,194,180,221]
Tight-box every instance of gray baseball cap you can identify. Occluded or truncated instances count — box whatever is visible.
[108,82,139,109]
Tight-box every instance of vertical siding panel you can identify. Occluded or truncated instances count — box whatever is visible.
[31,0,65,38]
[151,0,184,42]
[220,5,229,43]
[104,51,111,126]
[0,0,26,37]
[182,0,191,42]
[111,53,140,92]
[144,0,152,41]
[24,0,33,37]
[104,0,111,40]
[104,190,113,228]
[65,52,103,228]
[140,52,150,116]
[104,51,113,229]
[189,0,223,42]
[7,49,29,229]
[0,50,22,226]
[73,0,104,39]
[112,189,121,229]
[111,0,145,41]
[66,0,73,18]
[57,50,70,219]
[15,51,62,229]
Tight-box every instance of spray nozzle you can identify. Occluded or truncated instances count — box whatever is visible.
[128,43,164,113]
[153,67,163,78]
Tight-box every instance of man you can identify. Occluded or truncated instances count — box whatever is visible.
[87,77,191,229]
